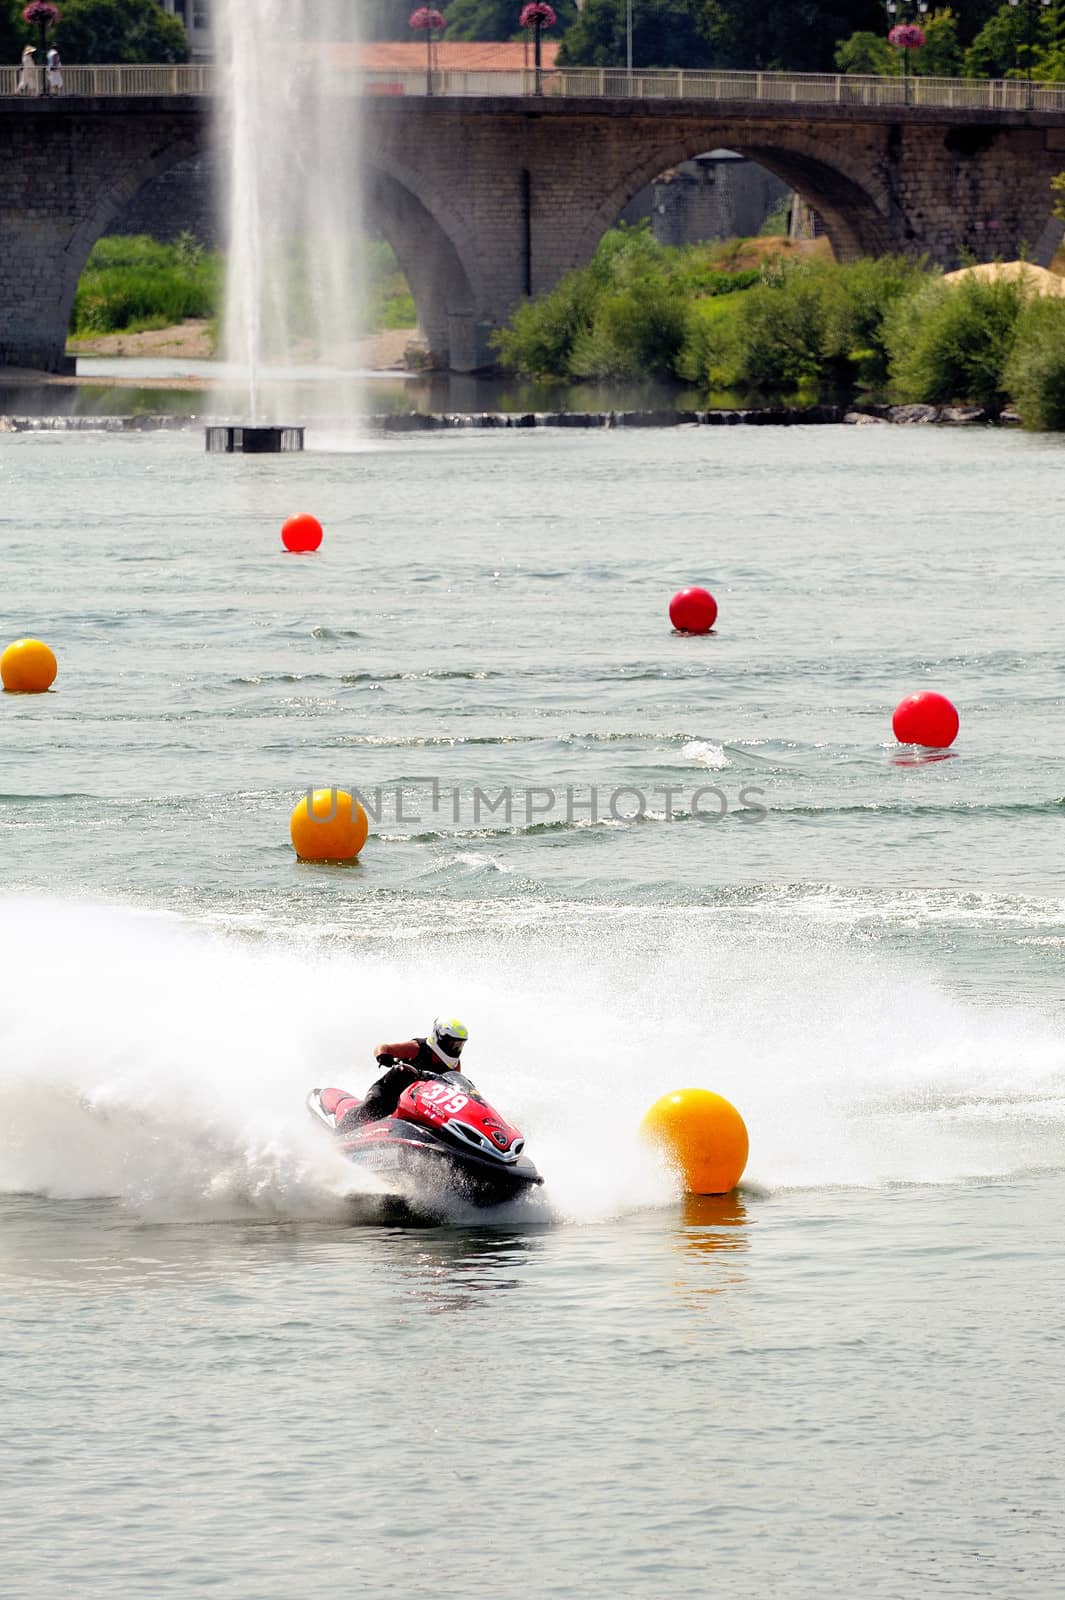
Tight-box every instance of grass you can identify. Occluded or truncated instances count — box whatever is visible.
[70,234,223,338]
[69,233,418,344]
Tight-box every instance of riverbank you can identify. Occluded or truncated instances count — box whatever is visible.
[496,227,1065,429]
[60,323,425,378]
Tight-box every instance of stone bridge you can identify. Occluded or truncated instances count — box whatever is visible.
[3,81,1065,373]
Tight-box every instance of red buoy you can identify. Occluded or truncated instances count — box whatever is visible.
[281,514,323,554]
[892,691,959,749]
[669,587,717,634]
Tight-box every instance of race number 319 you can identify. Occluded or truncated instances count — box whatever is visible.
[421,1083,468,1116]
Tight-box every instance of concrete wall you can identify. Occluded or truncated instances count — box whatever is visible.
[111,152,220,246]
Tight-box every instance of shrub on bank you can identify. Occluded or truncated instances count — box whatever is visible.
[495,267,600,380]
[678,255,929,397]
[496,230,1065,425]
[494,222,759,382]
[1004,296,1065,429]
[818,254,930,388]
[497,228,934,396]
[728,264,831,391]
[884,271,1028,411]
[570,274,692,380]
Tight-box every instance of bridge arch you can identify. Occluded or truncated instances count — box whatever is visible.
[67,128,208,298]
[2,114,207,372]
[578,127,894,269]
[362,164,483,371]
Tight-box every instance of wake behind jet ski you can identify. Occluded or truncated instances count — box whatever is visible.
[307,1017,543,1210]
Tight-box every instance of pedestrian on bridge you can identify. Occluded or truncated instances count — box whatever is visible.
[17,44,38,95]
[46,45,62,93]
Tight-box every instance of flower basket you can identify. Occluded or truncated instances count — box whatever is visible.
[519,3,557,26]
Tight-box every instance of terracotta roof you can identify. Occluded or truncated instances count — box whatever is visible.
[305,41,561,71]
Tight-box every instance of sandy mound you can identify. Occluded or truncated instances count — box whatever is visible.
[942,261,1065,297]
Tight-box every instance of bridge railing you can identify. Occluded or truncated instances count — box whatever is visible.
[364,66,1065,111]
[4,62,1065,111]
[0,63,215,96]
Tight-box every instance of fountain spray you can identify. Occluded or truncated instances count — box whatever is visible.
[210,0,365,448]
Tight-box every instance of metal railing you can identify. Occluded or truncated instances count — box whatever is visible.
[3,62,1065,113]
[0,63,215,96]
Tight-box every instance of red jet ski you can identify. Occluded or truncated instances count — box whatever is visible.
[307,1071,543,1209]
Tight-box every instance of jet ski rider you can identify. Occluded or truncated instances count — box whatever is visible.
[335,1018,470,1133]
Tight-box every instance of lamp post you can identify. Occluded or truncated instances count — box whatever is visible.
[886,0,928,105]
[626,0,633,73]
[519,3,557,97]
[1008,0,1051,110]
[409,7,445,97]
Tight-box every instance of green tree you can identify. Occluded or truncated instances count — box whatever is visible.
[445,0,579,41]
[558,0,715,68]
[964,3,1029,76]
[956,0,1017,46]
[835,29,897,73]
[1,0,24,60]
[838,10,961,78]
[1030,0,1065,78]
[358,0,419,39]
[704,0,887,73]
[916,8,962,75]
[355,0,1011,63]
[54,0,189,62]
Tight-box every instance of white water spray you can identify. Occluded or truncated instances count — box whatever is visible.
[2,896,1064,1224]
[216,0,365,422]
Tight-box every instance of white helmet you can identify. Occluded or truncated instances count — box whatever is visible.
[429,1017,468,1067]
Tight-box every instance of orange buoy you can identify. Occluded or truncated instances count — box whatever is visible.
[641,1088,749,1195]
[1,638,57,693]
[290,788,368,862]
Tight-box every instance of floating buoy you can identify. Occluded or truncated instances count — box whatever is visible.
[669,587,717,634]
[290,788,368,862]
[641,1088,749,1195]
[1,638,57,693]
[281,514,323,554]
[892,691,959,749]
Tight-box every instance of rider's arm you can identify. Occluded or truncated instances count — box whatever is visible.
[374,1039,420,1066]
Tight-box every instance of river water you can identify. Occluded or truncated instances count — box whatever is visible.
[2,422,1064,1596]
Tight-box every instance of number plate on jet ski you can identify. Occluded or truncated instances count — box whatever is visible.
[417,1083,469,1118]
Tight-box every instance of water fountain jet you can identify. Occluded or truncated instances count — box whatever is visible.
[209,0,366,450]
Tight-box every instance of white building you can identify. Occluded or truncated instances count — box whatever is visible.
[160,0,211,62]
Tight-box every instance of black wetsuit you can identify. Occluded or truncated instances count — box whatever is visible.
[337,1037,442,1132]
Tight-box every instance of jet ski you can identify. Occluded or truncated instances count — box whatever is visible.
[307,1070,543,1210]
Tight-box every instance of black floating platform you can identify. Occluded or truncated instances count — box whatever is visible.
[205,425,304,453]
